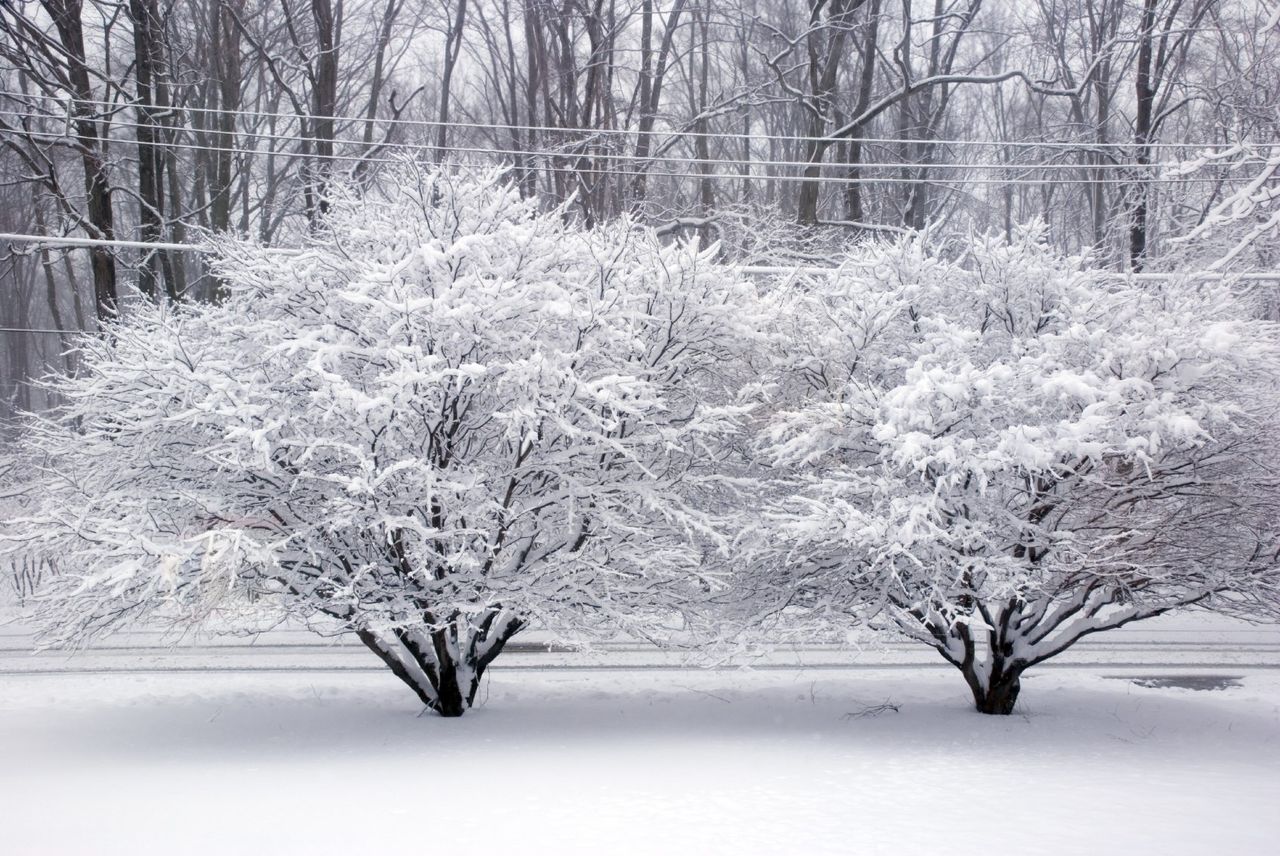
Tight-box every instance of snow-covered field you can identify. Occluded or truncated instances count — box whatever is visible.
[3,662,1278,855]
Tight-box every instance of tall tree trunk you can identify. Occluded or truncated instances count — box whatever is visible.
[737,3,756,203]
[573,0,610,225]
[796,0,855,225]
[843,0,881,223]
[361,0,402,148]
[308,0,339,225]
[629,0,687,210]
[129,0,168,300]
[694,5,714,215]
[44,0,117,320]
[1128,0,1157,271]
[497,0,534,196]
[797,131,832,225]
[435,0,469,161]
[1089,0,1121,254]
[210,0,242,235]
[32,201,75,371]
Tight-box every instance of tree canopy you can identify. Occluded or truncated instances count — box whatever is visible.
[5,168,765,715]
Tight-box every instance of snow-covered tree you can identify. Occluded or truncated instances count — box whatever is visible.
[755,228,1280,714]
[3,168,764,716]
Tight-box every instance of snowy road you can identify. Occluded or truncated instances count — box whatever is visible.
[4,612,1279,675]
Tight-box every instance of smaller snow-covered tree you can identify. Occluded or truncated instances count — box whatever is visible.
[4,168,764,716]
[756,228,1280,714]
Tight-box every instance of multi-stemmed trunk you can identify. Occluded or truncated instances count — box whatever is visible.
[959,658,1026,715]
[919,610,1031,716]
[357,608,524,717]
[921,587,1211,715]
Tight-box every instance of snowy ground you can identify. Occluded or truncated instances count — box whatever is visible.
[3,662,1278,855]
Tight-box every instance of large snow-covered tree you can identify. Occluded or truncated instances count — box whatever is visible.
[4,168,764,716]
[755,228,1280,714]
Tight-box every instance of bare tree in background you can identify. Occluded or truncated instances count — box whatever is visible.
[0,0,120,320]
[0,0,1276,418]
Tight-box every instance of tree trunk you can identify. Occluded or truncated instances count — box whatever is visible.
[435,0,469,162]
[43,0,117,319]
[796,0,855,225]
[129,0,171,300]
[361,0,402,150]
[842,0,881,223]
[357,609,524,717]
[209,0,242,236]
[796,135,830,226]
[961,661,1024,715]
[1128,0,1157,271]
[693,6,714,216]
[971,671,1022,715]
[307,0,339,225]
[628,0,688,210]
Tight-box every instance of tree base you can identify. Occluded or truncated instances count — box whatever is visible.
[356,611,523,717]
[970,674,1022,715]
[433,702,468,718]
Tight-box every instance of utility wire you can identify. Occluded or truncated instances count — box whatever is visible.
[1,108,1233,173]
[0,325,76,335]
[0,231,298,255]
[0,90,1264,152]
[0,125,1242,186]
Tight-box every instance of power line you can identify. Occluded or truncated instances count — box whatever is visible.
[2,108,1231,174]
[0,325,75,335]
[0,89,1265,152]
[0,231,297,255]
[744,264,1280,281]
[0,125,1244,186]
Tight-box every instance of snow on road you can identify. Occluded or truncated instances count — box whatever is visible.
[2,665,1277,855]
[4,611,1279,674]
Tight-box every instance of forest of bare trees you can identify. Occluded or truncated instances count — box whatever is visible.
[1,0,1278,422]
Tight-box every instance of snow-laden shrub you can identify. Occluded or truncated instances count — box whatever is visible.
[3,168,766,716]
[753,226,1280,714]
